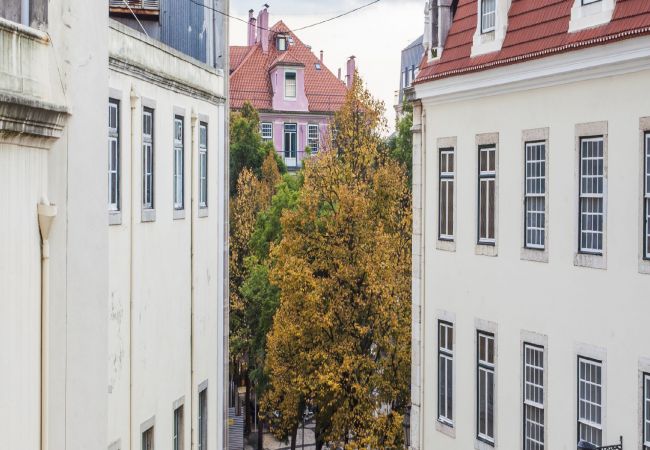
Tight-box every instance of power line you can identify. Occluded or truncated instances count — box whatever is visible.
[187,0,381,34]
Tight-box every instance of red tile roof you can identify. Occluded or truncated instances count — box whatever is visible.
[230,21,348,113]
[416,0,650,83]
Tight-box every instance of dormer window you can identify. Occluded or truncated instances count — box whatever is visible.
[569,0,615,33]
[277,36,287,51]
[481,0,496,34]
[284,71,297,99]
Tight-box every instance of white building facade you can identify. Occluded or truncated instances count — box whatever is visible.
[1,2,228,450]
[411,1,650,450]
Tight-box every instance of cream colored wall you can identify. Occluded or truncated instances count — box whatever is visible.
[419,69,650,449]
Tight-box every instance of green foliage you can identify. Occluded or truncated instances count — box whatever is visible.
[388,102,413,186]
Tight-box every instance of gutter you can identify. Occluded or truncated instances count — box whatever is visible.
[129,85,138,450]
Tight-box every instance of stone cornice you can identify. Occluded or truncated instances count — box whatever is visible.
[0,92,68,143]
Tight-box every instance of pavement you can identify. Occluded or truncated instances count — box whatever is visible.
[244,421,316,450]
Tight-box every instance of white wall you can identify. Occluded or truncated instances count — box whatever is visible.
[416,57,650,449]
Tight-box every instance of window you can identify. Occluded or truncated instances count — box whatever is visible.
[582,0,601,4]
[173,116,184,211]
[438,321,454,426]
[525,142,546,249]
[143,108,154,210]
[277,36,287,51]
[643,373,650,450]
[198,388,207,450]
[261,122,273,142]
[308,124,320,153]
[439,148,455,241]
[199,123,208,209]
[579,137,605,255]
[173,405,184,450]
[285,72,297,99]
[142,426,154,450]
[477,331,495,444]
[643,133,650,259]
[523,344,545,450]
[478,145,496,245]
[481,0,496,33]
[577,357,603,446]
[108,99,120,212]
[283,123,297,167]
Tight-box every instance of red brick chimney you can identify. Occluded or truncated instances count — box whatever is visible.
[247,10,256,47]
[257,6,270,54]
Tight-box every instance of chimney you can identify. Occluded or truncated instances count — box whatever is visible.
[320,50,324,63]
[258,5,270,54]
[346,56,356,89]
[248,10,257,47]
[423,1,432,52]
[338,68,341,80]
[437,0,453,52]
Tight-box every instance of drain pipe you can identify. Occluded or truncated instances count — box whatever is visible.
[38,199,57,450]
[21,0,29,26]
[190,109,198,449]
[129,86,138,450]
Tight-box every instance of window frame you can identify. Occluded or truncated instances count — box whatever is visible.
[481,0,496,34]
[577,356,603,447]
[477,331,496,445]
[284,70,297,100]
[173,404,184,450]
[439,147,455,242]
[173,115,184,212]
[307,124,320,154]
[644,373,650,449]
[198,387,208,450]
[438,320,454,427]
[142,107,155,214]
[478,144,497,246]
[108,98,121,214]
[578,136,605,256]
[524,140,547,250]
[199,122,208,210]
[142,426,154,450]
[644,132,650,261]
[261,122,273,142]
[523,343,545,450]
[283,123,298,167]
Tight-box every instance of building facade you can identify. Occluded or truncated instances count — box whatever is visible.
[230,7,352,171]
[411,1,650,450]
[1,1,228,450]
[396,35,424,115]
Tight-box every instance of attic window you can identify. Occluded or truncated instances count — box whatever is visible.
[277,36,287,51]
[315,63,321,70]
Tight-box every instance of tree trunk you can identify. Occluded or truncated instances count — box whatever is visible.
[257,417,264,450]
[290,423,298,450]
[244,370,252,436]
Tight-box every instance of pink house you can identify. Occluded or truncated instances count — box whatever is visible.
[230,7,355,170]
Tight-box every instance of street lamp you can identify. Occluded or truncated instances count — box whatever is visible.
[577,436,623,450]
[402,406,411,449]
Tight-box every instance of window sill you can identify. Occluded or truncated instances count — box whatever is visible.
[436,239,456,253]
[521,247,548,263]
[173,209,186,220]
[141,208,156,223]
[198,207,209,218]
[574,252,606,270]
[475,243,498,257]
[475,437,495,449]
[435,420,456,438]
[639,258,650,275]
[108,210,122,226]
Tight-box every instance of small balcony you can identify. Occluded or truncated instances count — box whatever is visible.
[109,0,160,18]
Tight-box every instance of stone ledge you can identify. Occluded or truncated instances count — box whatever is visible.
[0,91,68,142]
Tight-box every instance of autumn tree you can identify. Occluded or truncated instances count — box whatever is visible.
[387,101,414,185]
[262,74,412,449]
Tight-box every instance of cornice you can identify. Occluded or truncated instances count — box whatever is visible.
[0,91,68,143]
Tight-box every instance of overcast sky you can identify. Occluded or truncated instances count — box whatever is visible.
[230,0,424,132]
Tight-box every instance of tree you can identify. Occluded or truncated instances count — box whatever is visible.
[387,101,413,186]
[262,74,412,449]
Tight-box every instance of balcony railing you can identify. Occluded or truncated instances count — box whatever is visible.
[109,0,160,16]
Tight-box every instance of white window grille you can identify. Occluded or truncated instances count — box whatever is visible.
[173,116,184,211]
[285,72,297,99]
[438,321,454,426]
[261,122,273,142]
[142,427,154,450]
[308,124,320,153]
[478,145,496,245]
[644,133,649,259]
[477,332,495,444]
[108,100,120,212]
[524,344,545,450]
[173,406,183,450]
[198,388,207,450]
[199,123,208,209]
[142,108,154,210]
[284,123,298,167]
[439,148,455,240]
[481,0,496,33]
[525,142,546,249]
[579,137,605,254]
[643,374,650,450]
[577,357,603,446]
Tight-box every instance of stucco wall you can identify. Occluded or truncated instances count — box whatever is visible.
[417,64,650,449]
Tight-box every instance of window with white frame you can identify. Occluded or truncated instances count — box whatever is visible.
[477,331,495,444]
[524,344,545,450]
[643,133,650,259]
[579,137,605,255]
[142,426,154,450]
[481,0,496,33]
[438,321,454,426]
[142,108,154,210]
[525,142,546,249]
[285,71,297,99]
[478,145,496,245]
[199,123,208,209]
[173,405,184,450]
[308,124,319,153]
[108,99,120,212]
[261,122,273,142]
[643,373,650,450]
[198,388,207,450]
[284,123,297,165]
[173,116,184,211]
[577,357,603,446]
[439,148,455,240]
